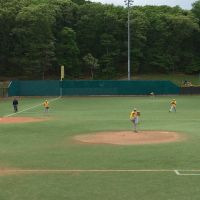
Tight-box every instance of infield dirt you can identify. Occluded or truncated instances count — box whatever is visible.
[74,131,185,145]
[0,117,49,124]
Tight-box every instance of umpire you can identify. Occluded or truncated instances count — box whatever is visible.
[13,98,18,112]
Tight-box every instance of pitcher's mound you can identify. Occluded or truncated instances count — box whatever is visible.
[74,131,184,145]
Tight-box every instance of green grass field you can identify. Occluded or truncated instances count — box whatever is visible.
[0,96,200,200]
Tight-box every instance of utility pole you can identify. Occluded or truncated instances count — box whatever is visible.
[124,0,134,80]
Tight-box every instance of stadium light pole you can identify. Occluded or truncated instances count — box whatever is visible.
[124,0,133,80]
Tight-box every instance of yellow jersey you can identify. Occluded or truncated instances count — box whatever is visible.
[130,111,137,119]
[171,100,176,106]
[43,101,49,108]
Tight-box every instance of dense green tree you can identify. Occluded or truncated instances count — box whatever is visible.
[140,6,199,73]
[129,8,149,73]
[56,27,79,76]
[0,0,31,75]
[50,0,78,31]
[190,0,200,73]
[98,33,119,78]
[13,3,56,78]
[164,14,199,73]
[83,53,99,79]
[192,0,200,21]
[0,0,199,79]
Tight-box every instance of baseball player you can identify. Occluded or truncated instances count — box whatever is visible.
[43,100,49,113]
[12,98,18,112]
[130,108,140,132]
[150,92,155,97]
[169,99,176,112]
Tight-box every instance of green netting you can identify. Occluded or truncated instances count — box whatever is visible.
[8,80,60,96]
[8,80,180,96]
[61,80,179,95]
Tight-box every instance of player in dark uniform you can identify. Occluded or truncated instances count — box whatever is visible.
[13,98,18,112]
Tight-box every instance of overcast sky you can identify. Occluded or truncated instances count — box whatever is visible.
[91,0,197,9]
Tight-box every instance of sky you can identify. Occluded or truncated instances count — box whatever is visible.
[91,0,197,10]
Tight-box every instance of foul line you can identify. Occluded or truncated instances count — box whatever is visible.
[3,97,61,118]
[174,170,200,176]
[0,169,188,173]
[1,169,200,176]
[0,169,174,174]
[1,169,173,172]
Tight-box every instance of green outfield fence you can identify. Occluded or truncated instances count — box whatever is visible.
[8,80,180,96]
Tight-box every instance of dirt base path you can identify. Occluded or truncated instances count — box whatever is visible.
[0,117,49,124]
[74,131,185,145]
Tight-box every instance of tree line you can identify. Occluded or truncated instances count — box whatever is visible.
[0,0,200,79]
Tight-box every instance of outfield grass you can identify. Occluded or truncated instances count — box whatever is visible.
[0,96,200,200]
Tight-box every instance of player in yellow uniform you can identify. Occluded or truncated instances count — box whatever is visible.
[130,108,140,132]
[169,99,176,112]
[43,100,49,113]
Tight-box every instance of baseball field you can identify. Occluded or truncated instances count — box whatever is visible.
[0,95,200,200]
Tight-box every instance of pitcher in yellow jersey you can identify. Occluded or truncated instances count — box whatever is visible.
[169,99,176,112]
[43,100,49,113]
[130,108,140,132]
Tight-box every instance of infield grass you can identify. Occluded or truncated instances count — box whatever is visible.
[0,96,200,200]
